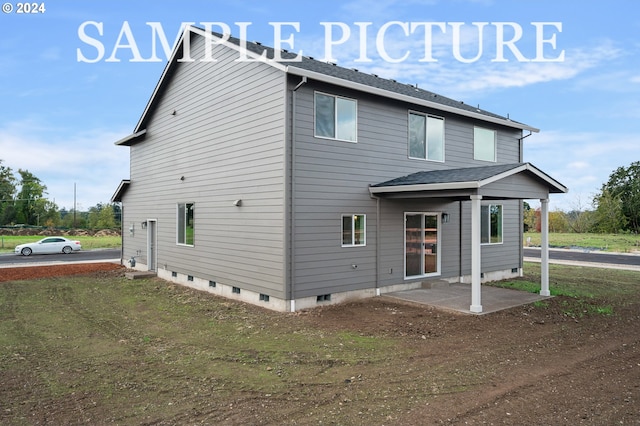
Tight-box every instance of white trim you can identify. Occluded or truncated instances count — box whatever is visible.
[480,204,504,245]
[132,25,538,136]
[371,180,482,194]
[146,219,158,272]
[314,91,358,143]
[176,202,195,247]
[540,199,550,296]
[341,214,367,247]
[470,195,483,313]
[404,212,441,279]
[286,66,539,133]
[473,126,497,162]
[369,163,568,195]
[407,110,445,163]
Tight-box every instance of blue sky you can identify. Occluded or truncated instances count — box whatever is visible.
[1,0,638,212]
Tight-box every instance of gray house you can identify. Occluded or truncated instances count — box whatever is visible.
[112,26,566,313]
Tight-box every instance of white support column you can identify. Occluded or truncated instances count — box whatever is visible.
[540,198,550,297]
[470,195,483,313]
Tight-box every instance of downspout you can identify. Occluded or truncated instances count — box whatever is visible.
[371,193,381,295]
[459,200,463,282]
[518,131,531,276]
[289,76,307,312]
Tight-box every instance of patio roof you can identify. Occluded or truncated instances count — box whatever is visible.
[369,162,567,198]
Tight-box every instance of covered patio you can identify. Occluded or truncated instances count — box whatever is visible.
[383,283,552,315]
[370,162,568,314]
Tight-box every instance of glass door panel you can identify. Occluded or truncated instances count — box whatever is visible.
[405,214,422,277]
[405,213,440,278]
[424,214,438,274]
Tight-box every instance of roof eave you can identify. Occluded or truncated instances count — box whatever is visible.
[369,163,568,196]
[111,179,131,203]
[370,180,482,194]
[115,129,147,146]
[285,66,540,133]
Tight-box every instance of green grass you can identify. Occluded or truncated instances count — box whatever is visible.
[0,275,405,423]
[1,264,639,423]
[524,232,640,253]
[0,234,121,253]
[491,262,640,318]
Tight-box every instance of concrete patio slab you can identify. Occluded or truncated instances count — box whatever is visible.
[383,283,551,315]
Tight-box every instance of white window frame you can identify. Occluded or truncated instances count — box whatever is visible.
[481,204,503,245]
[474,126,497,162]
[408,111,445,162]
[314,91,358,143]
[341,214,366,247]
[403,212,441,279]
[176,202,195,247]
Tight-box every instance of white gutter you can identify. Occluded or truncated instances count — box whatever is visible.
[285,66,540,133]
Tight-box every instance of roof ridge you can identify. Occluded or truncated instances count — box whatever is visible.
[196,27,524,126]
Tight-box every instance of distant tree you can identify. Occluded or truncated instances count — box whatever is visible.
[87,203,116,229]
[593,188,627,233]
[566,209,596,233]
[523,201,536,232]
[596,161,640,233]
[0,160,17,224]
[61,209,86,229]
[112,203,122,226]
[549,210,570,233]
[15,169,48,225]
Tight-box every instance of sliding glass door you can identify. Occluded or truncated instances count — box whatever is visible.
[405,213,440,278]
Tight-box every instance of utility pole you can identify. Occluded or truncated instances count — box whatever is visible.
[73,183,76,228]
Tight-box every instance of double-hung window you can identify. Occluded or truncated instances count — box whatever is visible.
[409,112,444,161]
[315,92,357,142]
[177,202,194,246]
[481,204,502,244]
[474,127,497,162]
[342,214,366,247]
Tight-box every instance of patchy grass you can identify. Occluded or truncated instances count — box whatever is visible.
[524,232,640,253]
[491,262,639,318]
[1,264,639,424]
[0,235,121,253]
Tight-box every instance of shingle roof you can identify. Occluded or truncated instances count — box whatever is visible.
[370,162,567,194]
[372,163,526,187]
[218,31,529,128]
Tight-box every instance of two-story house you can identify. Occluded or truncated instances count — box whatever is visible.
[112,26,567,313]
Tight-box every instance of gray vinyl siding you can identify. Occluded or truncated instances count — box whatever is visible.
[480,173,551,199]
[122,34,287,298]
[290,80,524,296]
[377,199,462,287]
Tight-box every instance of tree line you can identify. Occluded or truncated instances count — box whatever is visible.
[525,161,640,234]
[0,159,121,229]
[2,158,639,234]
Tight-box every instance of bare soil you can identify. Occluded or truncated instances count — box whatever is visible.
[0,263,123,282]
[1,263,639,425]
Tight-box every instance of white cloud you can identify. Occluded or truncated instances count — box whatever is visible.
[308,35,623,100]
[0,119,130,210]
[524,130,640,211]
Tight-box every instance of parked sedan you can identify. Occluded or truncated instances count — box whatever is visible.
[14,237,82,256]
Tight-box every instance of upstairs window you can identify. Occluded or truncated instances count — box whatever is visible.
[177,202,194,246]
[481,204,503,244]
[474,127,496,162]
[315,92,357,142]
[342,214,366,247]
[409,112,444,161]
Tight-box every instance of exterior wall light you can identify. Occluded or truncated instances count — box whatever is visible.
[233,199,242,207]
[442,212,450,223]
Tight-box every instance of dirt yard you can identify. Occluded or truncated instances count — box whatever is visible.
[1,263,639,425]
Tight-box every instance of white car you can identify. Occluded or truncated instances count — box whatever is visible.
[14,237,82,256]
